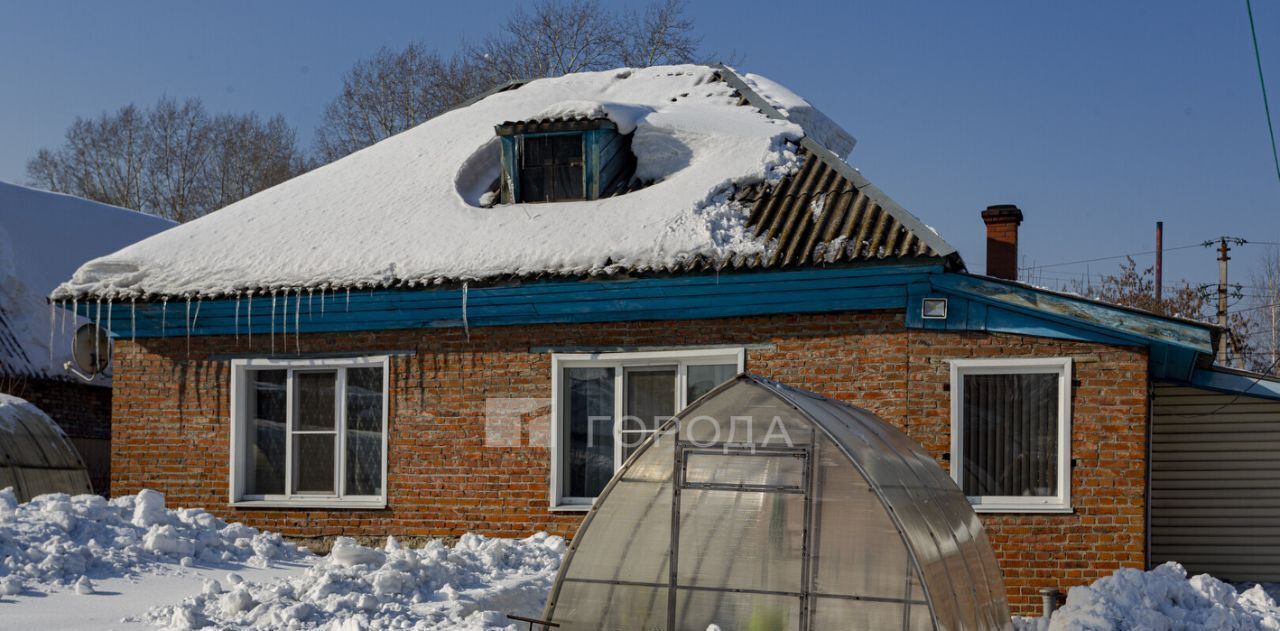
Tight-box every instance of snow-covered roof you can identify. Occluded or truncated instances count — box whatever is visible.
[0,182,174,380]
[55,65,954,301]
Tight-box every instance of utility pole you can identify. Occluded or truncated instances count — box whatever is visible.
[1217,237,1231,365]
[1155,222,1164,304]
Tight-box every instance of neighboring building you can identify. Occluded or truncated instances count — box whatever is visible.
[50,65,1279,614]
[0,181,174,494]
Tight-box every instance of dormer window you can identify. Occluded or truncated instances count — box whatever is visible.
[495,118,635,204]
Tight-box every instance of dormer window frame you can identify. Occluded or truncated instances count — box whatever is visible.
[495,118,631,204]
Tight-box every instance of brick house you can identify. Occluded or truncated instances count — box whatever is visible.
[51,65,1279,614]
[0,181,173,494]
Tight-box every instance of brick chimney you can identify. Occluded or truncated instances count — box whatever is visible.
[981,204,1023,281]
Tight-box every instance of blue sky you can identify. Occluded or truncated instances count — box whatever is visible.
[1,1,1277,291]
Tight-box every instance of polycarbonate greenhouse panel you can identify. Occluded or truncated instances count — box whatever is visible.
[543,374,1013,631]
[0,394,93,501]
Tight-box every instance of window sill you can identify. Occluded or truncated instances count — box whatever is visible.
[970,504,1074,515]
[549,504,593,513]
[231,499,387,510]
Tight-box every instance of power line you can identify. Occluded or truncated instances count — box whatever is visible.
[1019,243,1204,271]
[1247,0,1280,185]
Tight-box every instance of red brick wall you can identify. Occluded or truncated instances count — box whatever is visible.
[109,311,1148,614]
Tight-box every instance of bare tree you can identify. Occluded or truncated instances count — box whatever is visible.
[27,97,308,222]
[619,0,700,67]
[28,104,149,211]
[313,44,461,162]
[314,0,713,163]
[1073,257,1260,368]
[1249,247,1280,374]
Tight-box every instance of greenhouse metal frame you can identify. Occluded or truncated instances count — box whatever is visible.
[543,374,1013,631]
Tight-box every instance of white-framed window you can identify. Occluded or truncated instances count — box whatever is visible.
[550,348,744,509]
[949,357,1072,513]
[229,355,389,509]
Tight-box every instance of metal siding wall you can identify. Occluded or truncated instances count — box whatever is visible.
[1151,383,1280,580]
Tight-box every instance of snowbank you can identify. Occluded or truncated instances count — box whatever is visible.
[0,181,172,379]
[144,533,565,630]
[0,489,303,596]
[54,65,839,301]
[1039,562,1280,630]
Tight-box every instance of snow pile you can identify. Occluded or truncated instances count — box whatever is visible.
[0,181,172,378]
[1041,562,1280,630]
[143,533,566,631]
[0,489,304,595]
[54,65,843,301]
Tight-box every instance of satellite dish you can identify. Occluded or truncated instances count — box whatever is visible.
[70,323,111,376]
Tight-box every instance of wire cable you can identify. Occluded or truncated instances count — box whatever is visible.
[1019,243,1204,271]
[1247,0,1280,185]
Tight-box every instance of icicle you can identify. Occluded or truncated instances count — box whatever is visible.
[69,298,77,363]
[185,297,192,357]
[270,291,277,355]
[192,298,202,337]
[105,298,113,347]
[234,294,241,343]
[94,299,102,370]
[320,287,326,315]
[48,302,56,369]
[60,299,67,339]
[282,291,290,353]
[294,290,301,354]
[246,292,254,349]
[161,299,168,338]
[346,288,351,312]
[462,282,471,341]
[308,288,314,321]
[130,298,137,342]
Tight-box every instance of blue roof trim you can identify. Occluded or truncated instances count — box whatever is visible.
[1189,368,1280,402]
[70,265,931,340]
[66,265,1218,382]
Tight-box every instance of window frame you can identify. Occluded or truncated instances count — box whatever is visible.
[549,348,745,510]
[949,357,1073,514]
[229,355,390,509]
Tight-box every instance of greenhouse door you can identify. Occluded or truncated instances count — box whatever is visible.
[670,444,813,630]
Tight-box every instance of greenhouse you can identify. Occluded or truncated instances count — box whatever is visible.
[543,374,1012,631]
[0,393,93,501]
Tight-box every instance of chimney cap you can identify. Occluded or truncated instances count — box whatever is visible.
[982,204,1023,224]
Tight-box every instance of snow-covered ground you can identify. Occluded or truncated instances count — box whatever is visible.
[1014,562,1280,631]
[15,487,1280,630]
[1,489,562,630]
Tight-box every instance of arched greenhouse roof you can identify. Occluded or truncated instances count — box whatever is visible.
[544,374,1012,631]
[0,393,93,502]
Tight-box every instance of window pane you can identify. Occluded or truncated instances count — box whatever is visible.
[961,373,1059,497]
[624,367,676,431]
[519,134,583,202]
[292,434,335,494]
[623,367,675,460]
[345,367,384,496]
[295,371,336,431]
[565,367,614,498]
[686,364,737,403]
[246,370,286,495]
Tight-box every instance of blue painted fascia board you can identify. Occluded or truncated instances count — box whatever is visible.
[925,273,1214,355]
[61,263,1217,382]
[1189,368,1280,402]
[906,271,1217,381]
[67,265,935,339]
